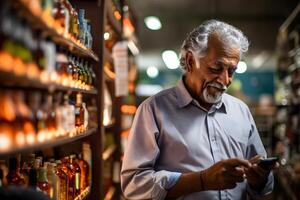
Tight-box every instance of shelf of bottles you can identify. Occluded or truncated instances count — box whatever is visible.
[0,145,92,200]
[13,0,98,61]
[0,1,97,94]
[0,0,101,199]
[273,3,300,199]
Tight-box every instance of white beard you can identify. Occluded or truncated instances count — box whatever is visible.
[202,82,227,104]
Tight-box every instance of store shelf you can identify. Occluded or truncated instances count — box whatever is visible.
[104,186,116,200]
[106,0,122,37]
[102,144,117,161]
[14,0,99,61]
[0,128,97,157]
[0,71,97,95]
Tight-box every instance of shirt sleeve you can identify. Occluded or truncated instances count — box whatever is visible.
[121,100,181,200]
[245,108,274,199]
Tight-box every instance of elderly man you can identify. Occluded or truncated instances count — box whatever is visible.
[121,20,274,200]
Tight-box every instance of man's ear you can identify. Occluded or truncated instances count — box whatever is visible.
[186,51,196,72]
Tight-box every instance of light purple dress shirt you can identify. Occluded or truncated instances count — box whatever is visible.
[121,78,274,200]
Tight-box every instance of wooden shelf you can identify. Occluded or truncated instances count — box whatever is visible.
[0,128,97,157]
[0,71,97,95]
[106,0,122,37]
[102,144,116,161]
[14,0,99,61]
[104,186,116,200]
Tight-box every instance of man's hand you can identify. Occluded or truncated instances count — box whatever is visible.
[245,155,278,191]
[201,158,251,190]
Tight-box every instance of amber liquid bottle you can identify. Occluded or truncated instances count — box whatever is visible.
[56,160,69,200]
[76,153,89,192]
[6,157,25,185]
[69,155,81,196]
[75,93,84,133]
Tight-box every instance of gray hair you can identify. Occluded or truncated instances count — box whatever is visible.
[180,19,249,70]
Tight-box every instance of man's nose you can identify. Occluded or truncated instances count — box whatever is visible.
[217,70,230,86]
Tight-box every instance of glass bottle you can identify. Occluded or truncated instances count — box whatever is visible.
[68,155,81,196]
[56,160,68,200]
[76,154,89,191]
[6,157,25,185]
[47,162,59,199]
[37,167,50,196]
[75,93,84,133]
[28,158,42,189]
[44,94,57,140]
[52,0,69,33]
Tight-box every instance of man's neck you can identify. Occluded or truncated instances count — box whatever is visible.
[182,76,213,111]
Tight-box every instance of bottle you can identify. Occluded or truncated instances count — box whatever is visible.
[28,158,42,189]
[75,93,84,133]
[56,49,69,86]
[46,162,60,199]
[68,155,81,196]
[62,94,75,136]
[44,94,57,140]
[14,91,37,146]
[82,102,89,131]
[6,157,25,185]
[56,160,68,200]
[76,154,89,191]
[69,55,78,88]
[52,0,69,34]
[37,167,50,196]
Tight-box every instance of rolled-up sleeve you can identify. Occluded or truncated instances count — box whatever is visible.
[121,100,181,200]
[245,108,274,199]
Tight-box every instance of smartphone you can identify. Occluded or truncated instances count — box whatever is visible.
[257,157,279,170]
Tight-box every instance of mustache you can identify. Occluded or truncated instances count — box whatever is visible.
[206,82,227,91]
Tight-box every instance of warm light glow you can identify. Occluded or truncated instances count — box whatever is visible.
[147,66,159,78]
[37,131,46,143]
[0,134,11,151]
[26,132,36,145]
[236,61,247,74]
[15,131,26,146]
[144,16,162,30]
[121,105,137,114]
[104,32,110,40]
[162,50,179,69]
[114,10,122,20]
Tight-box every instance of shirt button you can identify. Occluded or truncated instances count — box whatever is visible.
[211,137,216,141]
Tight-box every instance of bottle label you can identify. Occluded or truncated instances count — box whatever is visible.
[75,172,80,190]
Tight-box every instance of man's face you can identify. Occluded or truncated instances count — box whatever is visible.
[185,34,240,106]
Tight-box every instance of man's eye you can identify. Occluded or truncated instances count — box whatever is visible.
[210,67,222,73]
[228,68,236,76]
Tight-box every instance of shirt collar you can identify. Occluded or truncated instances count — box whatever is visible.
[175,77,227,114]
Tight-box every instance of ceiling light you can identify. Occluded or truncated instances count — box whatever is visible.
[104,32,110,40]
[144,16,162,30]
[147,66,159,78]
[236,61,247,74]
[162,50,179,69]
